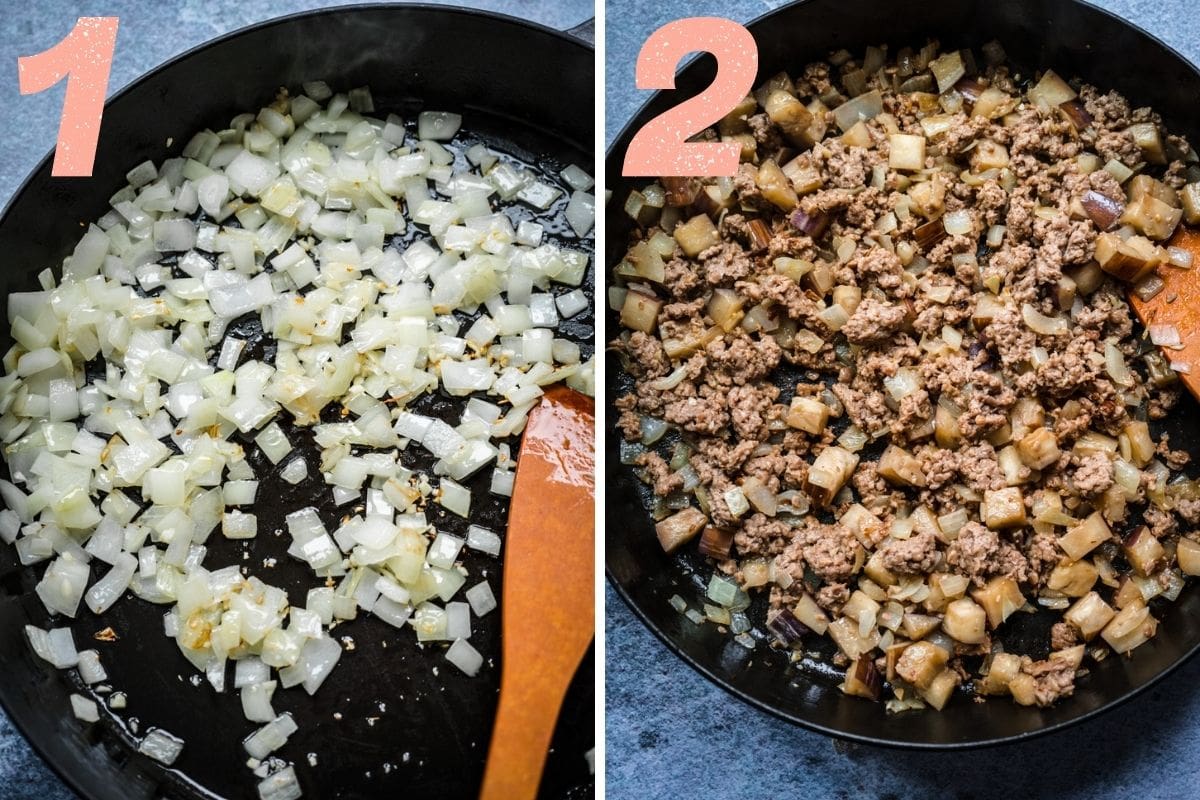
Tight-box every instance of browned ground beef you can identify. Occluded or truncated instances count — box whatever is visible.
[613,39,1200,711]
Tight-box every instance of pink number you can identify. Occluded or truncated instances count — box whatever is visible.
[18,17,119,178]
[623,17,758,177]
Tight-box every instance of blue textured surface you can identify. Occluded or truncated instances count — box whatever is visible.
[0,2,590,798]
[605,2,1200,799]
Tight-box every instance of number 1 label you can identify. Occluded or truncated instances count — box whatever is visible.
[623,17,758,178]
[18,17,119,178]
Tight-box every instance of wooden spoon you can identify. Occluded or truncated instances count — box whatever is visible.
[1128,225,1200,398]
[479,385,595,800]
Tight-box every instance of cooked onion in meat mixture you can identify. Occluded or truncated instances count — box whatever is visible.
[613,40,1200,712]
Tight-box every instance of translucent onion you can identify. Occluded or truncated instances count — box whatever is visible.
[1022,303,1070,335]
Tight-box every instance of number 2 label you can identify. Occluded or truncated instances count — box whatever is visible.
[18,17,119,178]
[623,17,758,178]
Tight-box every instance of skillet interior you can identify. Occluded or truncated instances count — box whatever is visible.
[0,5,595,798]
[605,0,1200,747]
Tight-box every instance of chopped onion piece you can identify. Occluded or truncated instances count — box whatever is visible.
[445,638,484,676]
[70,694,100,723]
[138,728,185,765]
[466,524,502,556]
[1149,323,1182,348]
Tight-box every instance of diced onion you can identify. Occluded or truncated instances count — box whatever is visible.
[1022,303,1069,335]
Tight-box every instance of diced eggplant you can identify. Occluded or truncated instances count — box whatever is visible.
[619,291,662,334]
[1123,420,1155,467]
[1058,512,1113,561]
[767,608,808,646]
[1016,427,1060,470]
[654,507,707,553]
[889,134,927,171]
[842,655,882,701]
[756,158,799,211]
[804,446,859,506]
[721,133,757,163]
[1080,190,1124,231]
[1128,174,1180,208]
[895,640,949,689]
[706,288,744,330]
[746,219,772,251]
[1123,526,1165,577]
[1066,261,1105,295]
[1094,232,1162,283]
[764,90,816,147]
[793,592,830,635]
[1100,599,1157,654]
[972,87,1018,119]
[970,139,1009,172]
[1177,537,1200,576]
[697,526,734,560]
[1046,560,1098,597]
[1180,182,1200,224]
[673,213,720,258]
[1127,122,1167,165]
[717,94,759,136]
[1064,591,1116,640]
[977,652,1023,695]
[971,576,1025,628]
[920,667,960,710]
[982,487,1026,530]
[786,396,830,435]
[781,157,824,195]
[661,176,702,207]
[942,597,987,644]
[1028,69,1076,107]
[900,612,941,640]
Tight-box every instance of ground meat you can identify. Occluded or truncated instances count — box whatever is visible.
[1023,656,1077,707]
[841,298,907,345]
[877,531,939,575]
[795,523,859,583]
[1050,622,1080,651]
[816,582,850,613]
[1072,453,1114,496]
[946,523,1000,585]
[699,241,754,285]
[733,513,792,559]
[635,452,683,497]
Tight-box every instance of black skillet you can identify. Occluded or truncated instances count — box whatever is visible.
[0,4,594,798]
[606,0,1200,748]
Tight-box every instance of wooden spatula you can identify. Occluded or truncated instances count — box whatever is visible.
[1129,225,1200,398]
[479,385,595,800]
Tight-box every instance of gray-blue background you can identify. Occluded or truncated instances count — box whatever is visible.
[606,2,1200,799]
[0,2,591,798]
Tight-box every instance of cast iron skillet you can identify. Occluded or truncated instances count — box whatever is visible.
[0,4,594,798]
[606,0,1200,748]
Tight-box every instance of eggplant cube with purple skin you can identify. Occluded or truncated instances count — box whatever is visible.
[804,445,859,506]
[1123,526,1165,577]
